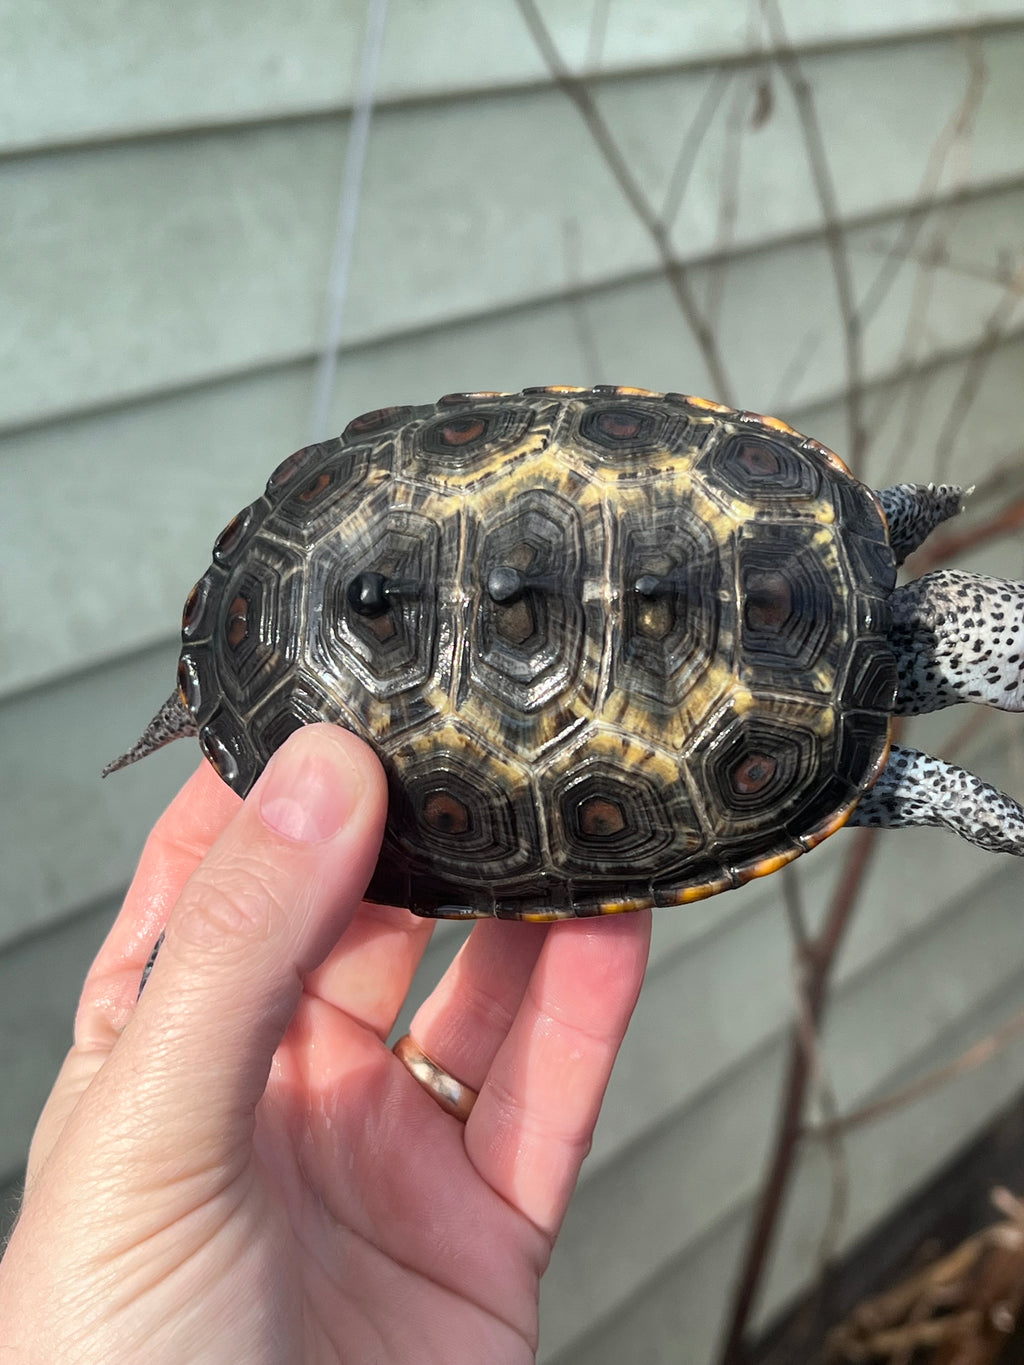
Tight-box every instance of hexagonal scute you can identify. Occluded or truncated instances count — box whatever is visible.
[696,696,835,841]
[264,442,323,495]
[615,495,727,709]
[468,488,590,714]
[214,538,306,711]
[399,400,552,484]
[702,429,821,506]
[383,721,540,886]
[262,440,377,545]
[307,490,451,711]
[565,397,701,467]
[546,752,697,876]
[737,524,841,692]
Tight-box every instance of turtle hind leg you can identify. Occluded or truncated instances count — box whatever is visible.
[847,744,1024,856]
[891,570,1024,716]
[877,483,964,565]
[102,692,197,776]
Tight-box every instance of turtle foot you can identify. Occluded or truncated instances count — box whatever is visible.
[848,744,1024,856]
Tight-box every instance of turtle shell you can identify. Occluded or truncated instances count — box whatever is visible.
[179,386,897,920]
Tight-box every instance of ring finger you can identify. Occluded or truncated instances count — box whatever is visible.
[404,917,552,1091]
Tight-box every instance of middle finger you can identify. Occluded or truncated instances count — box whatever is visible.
[303,899,436,1039]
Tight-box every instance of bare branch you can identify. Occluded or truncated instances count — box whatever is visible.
[515,0,734,402]
[584,0,612,71]
[933,273,1024,480]
[703,71,758,334]
[716,827,880,1365]
[913,491,1024,570]
[758,0,864,471]
[781,865,850,1275]
[560,216,605,381]
[659,69,732,231]
[857,38,988,328]
[810,1002,1024,1143]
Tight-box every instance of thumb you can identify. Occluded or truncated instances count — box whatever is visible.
[92,723,388,1166]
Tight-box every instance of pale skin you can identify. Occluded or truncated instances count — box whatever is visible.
[0,724,651,1364]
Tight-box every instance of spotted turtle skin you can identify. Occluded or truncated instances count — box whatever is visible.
[178,386,898,920]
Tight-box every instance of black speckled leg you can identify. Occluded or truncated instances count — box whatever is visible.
[876,483,964,565]
[137,931,165,998]
[848,744,1024,855]
[102,692,197,776]
[890,571,1024,715]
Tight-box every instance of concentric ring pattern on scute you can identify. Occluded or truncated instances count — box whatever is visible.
[178,387,897,918]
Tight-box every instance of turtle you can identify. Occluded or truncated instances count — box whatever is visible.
[105,385,1024,921]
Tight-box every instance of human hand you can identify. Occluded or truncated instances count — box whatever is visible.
[0,724,651,1364]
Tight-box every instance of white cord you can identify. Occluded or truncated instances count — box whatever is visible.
[307,0,390,444]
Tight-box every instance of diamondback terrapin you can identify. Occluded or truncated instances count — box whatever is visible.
[106,386,1024,919]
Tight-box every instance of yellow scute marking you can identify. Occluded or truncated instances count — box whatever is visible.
[758,413,799,436]
[659,877,732,905]
[746,847,801,879]
[728,685,757,714]
[684,394,731,414]
[598,896,655,914]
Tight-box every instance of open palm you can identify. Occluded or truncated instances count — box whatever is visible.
[0,726,650,1364]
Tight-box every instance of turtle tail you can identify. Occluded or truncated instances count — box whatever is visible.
[102,692,198,776]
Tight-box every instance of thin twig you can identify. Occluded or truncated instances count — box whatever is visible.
[561,217,605,380]
[812,1002,1024,1142]
[716,827,880,1365]
[758,0,864,471]
[584,0,612,71]
[703,69,758,333]
[857,39,988,328]
[781,865,850,1274]
[933,274,1024,480]
[659,70,731,231]
[515,0,734,403]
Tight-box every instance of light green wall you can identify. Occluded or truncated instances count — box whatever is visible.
[3,5,1024,1360]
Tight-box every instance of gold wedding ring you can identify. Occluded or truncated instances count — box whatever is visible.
[392,1034,478,1122]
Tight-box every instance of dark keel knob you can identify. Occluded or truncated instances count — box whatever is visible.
[347,572,419,616]
[347,571,390,617]
[634,573,665,599]
[487,565,527,604]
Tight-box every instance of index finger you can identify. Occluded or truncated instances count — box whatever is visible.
[77,760,241,1045]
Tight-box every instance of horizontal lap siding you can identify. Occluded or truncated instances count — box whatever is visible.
[3,1,1023,152]
[5,27,1024,434]
[3,5,1024,1361]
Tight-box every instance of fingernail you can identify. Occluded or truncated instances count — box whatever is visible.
[259,733,362,843]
